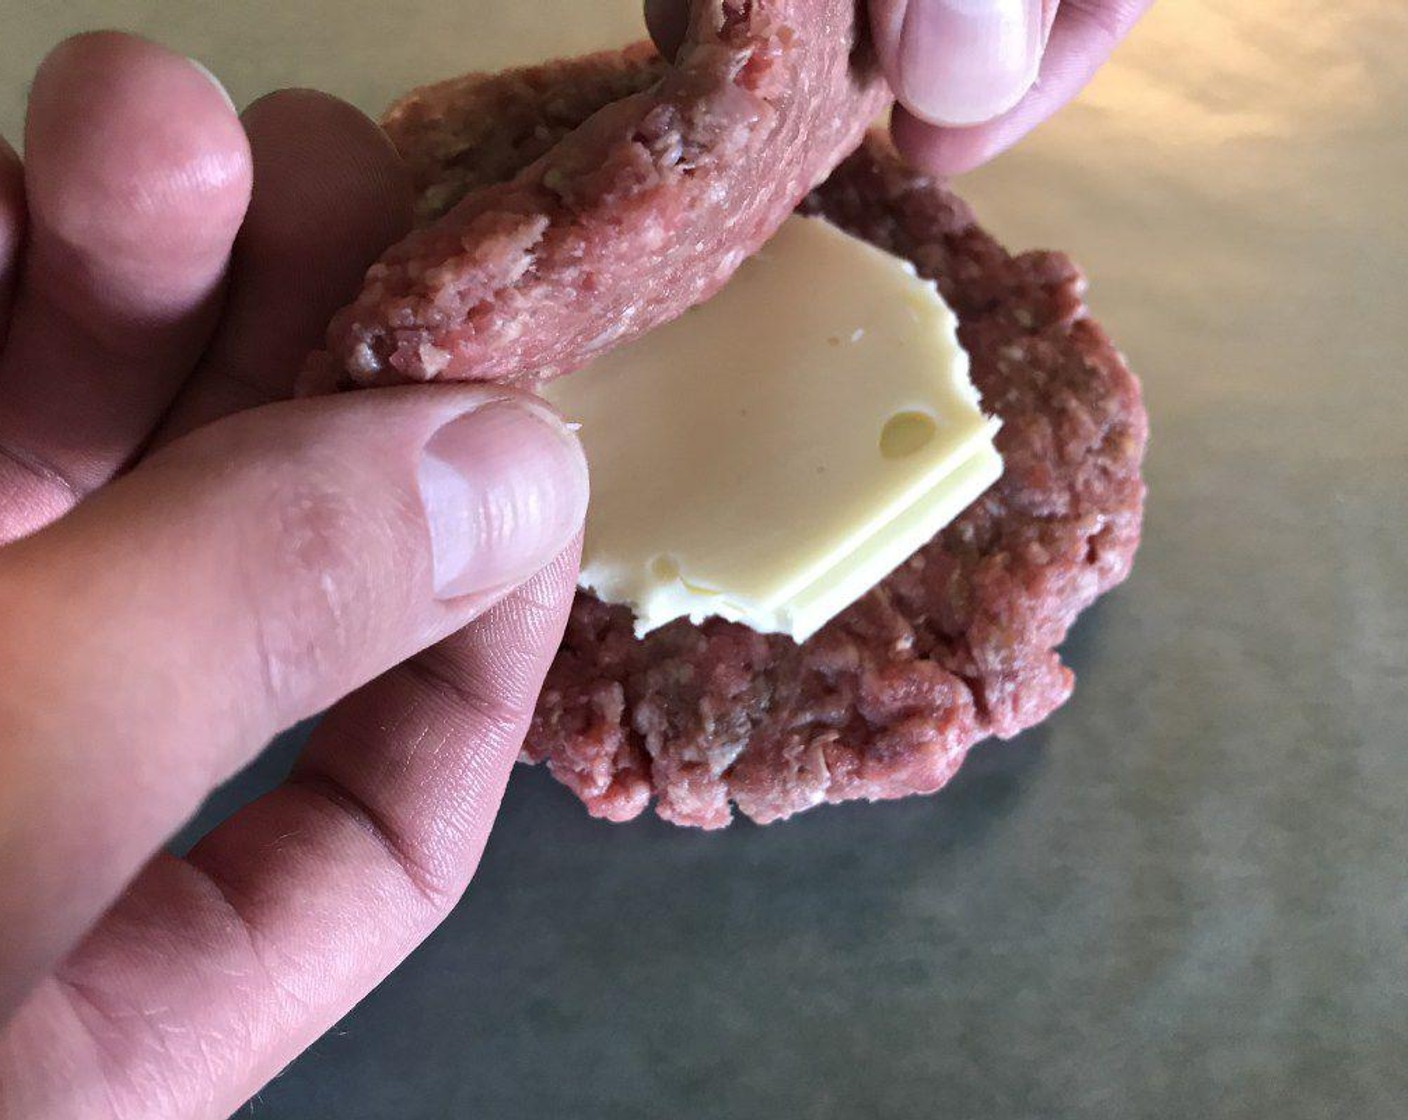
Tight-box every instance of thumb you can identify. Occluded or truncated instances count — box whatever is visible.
[871,0,1050,127]
[0,386,587,1014]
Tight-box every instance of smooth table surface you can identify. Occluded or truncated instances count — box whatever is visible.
[5,2,1407,1117]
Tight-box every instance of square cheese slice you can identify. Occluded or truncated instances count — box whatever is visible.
[541,215,1002,642]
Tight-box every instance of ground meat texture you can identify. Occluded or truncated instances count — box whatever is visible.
[526,136,1147,828]
[303,1,889,391]
[376,40,1147,827]
[384,44,669,227]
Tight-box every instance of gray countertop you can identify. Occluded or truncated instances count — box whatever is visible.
[7,2,1407,1116]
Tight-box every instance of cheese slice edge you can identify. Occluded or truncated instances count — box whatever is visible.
[541,215,1003,642]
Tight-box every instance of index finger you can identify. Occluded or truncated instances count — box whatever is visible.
[0,33,251,514]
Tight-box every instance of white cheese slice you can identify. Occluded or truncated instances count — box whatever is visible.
[541,214,1002,642]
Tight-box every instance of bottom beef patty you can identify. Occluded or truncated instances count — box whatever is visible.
[523,135,1148,829]
[380,52,1147,829]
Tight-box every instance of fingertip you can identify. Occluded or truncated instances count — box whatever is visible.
[643,0,688,61]
[418,395,589,601]
[869,0,908,92]
[890,0,1045,128]
[890,0,1154,176]
[157,88,414,437]
[240,88,413,253]
[25,31,252,286]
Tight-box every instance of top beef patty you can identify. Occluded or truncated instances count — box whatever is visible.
[376,41,1148,829]
[305,0,889,391]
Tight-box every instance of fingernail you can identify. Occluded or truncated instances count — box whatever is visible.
[898,0,1044,127]
[418,398,589,600]
[186,57,237,113]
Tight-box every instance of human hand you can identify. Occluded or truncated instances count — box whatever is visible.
[0,33,588,1119]
[647,0,1154,174]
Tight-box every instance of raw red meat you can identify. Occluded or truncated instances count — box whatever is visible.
[526,135,1147,827]
[304,1,890,391]
[368,33,1147,827]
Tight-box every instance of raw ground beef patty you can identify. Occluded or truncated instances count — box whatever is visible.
[525,136,1147,828]
[305,0,888,391]
[378,43,1148,829]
